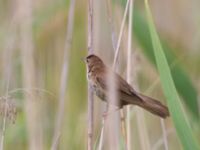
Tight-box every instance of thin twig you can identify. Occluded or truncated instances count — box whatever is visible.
[112,0,130,69]
[51,0,75,149]
[87,0,94,149]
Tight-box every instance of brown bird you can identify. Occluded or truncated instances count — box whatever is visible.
[85,54,169,118]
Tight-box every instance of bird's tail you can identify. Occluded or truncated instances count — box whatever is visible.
[137,94,169,118]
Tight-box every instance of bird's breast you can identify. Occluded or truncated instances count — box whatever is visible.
[87,72,107,101]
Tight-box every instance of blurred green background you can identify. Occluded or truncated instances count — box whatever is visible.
[0,0,200,149]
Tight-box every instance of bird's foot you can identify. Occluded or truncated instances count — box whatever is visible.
[102,107,120,119]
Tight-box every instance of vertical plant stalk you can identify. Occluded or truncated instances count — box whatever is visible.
[112,0,130,146]
[0,59,10,150]
[98,2,118,149]
[98,122,104,150]
[160,119,169,150]
[51,0,75,149]
[0,29,15,150]
[106,72,120,150]
[126,0,133,149]
[133,65,150,149]
[104,0,130,149]
[98,0,130,149]
[136,109,150,150]
[19,0,43,149]
[105,0,117,50]
[198,95,200,116]
[126,1,150,149]
[113,0,130,69]
[124,1,150,150]
[99,0,130,149]
[87,0,94,149]
[119,110,127,146]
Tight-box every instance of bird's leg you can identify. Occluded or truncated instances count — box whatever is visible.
[102,104,120,119]
[102,103,109,118]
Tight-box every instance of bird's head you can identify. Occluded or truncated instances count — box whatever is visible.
[84,54,104,72]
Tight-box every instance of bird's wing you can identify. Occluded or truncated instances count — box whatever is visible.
[96,70,141,98]
[116,74,136,95]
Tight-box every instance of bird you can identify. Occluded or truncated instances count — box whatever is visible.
[85,54,169,118]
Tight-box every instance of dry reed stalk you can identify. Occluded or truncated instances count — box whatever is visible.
[87,0,94,149]
[130,56,150,150]
[120,10,150,150]
[105,72,120,150]
[105,0,117,50]
[113,0,130,70]
[126,0,134,149]
[97,0,130,149]
[111,1,151,149]
[112,0,130,148]
[97,1,117,149]
[51,0,75,149]
[0,96,9,150]
[113,2,131,145]
[119,110,127,144]
[0,30,15,150]
[98,120,105,150]
[18,0,43,149]
[160,119,169,150]
[105,1,128,146]
[198,94,200,117]
[135,108,150,150]
[120,1,151,149]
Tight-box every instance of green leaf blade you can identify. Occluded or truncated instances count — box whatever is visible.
[144,0,200,149]
[132,9,199,119]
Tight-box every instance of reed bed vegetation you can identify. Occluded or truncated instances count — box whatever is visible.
[0,0,199,149]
